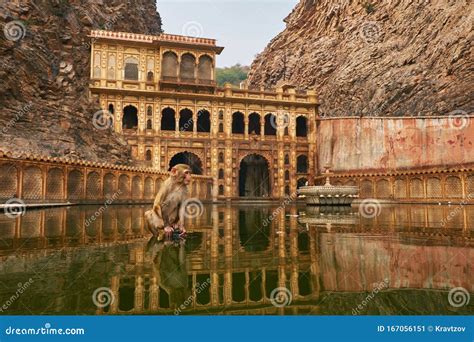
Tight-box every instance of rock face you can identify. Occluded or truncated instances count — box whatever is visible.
[248,0,473,118]
[0,0,162,163]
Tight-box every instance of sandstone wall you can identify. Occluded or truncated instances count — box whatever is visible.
[317,116,474,173]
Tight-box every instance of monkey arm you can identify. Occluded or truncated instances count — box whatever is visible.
[153,179,172,217]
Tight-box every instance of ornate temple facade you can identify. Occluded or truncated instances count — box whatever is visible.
[88,30,318,200]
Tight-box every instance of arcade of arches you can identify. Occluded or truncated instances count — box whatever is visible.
[90,29,318,200]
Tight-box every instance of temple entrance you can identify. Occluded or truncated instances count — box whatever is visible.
[239,154,271,197]
[169,151,203,175]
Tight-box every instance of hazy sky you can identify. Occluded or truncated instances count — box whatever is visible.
[156,0,298,67]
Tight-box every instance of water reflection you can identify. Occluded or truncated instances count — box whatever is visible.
[0,204,472,315]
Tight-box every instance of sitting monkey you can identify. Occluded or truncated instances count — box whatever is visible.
[145,164,191,240]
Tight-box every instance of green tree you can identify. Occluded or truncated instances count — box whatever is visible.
[216,64,249,87]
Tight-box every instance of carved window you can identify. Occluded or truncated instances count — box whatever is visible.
[124,57,139,80]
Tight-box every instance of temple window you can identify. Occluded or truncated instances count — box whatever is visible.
[124,57,139,81]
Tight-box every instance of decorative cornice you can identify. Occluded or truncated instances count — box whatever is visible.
[315,164,474,179]
[0,150,212,180]
[89,30,217,47]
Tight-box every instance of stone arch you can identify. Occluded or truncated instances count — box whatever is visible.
[146,119,152,130]
[0,164,17,200]
[248,112,261,135]
[360,179,374,198]
[103,173,116,199]
[426,177,442,198]
[86,171,101,200]
[132,176,143,199]
[296,116,308,137]
[161,51,178,78]
[264,113,277,136]
[409,178,424,198]
[147,71,154,82]
[144,177,154,200]
[467,175,474,196]
[394,178,407,198]
[179,108,193,132]
[296,155,308,173]
[124,56,139,80]
[118,174,130,199]
[67,169,84,200]
[46,168,64,200]
[445,176,462,198]
[197,109,211,132]
[238,153,271,197]
[180,53,196,81]
[145,149,152,161]
[23,166,43,200]
[376,179,391,198]
[232,111,244,134]
[169,151,203,175]
[161,107,176,131]
[198,54,213,81]
[122,105,138,130]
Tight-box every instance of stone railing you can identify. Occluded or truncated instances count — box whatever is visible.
[315,165,474,204]
[0,151,214,204]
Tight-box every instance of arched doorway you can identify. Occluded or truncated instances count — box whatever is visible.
[122,105,138,129]
[169,151,203,175]
[239,154,271,197]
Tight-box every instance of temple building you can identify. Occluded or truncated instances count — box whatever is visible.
[88,30,318,200]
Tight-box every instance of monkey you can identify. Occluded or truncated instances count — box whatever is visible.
[146,237,188,311]
[145,164,191,240]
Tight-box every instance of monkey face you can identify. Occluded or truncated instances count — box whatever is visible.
[171,164,192,185]
[183,169,191,185]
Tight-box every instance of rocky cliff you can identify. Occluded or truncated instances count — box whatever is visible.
[248,0,473,118]
[0,0,162,163]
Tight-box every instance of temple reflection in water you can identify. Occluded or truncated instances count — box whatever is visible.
[0,204,472,315]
